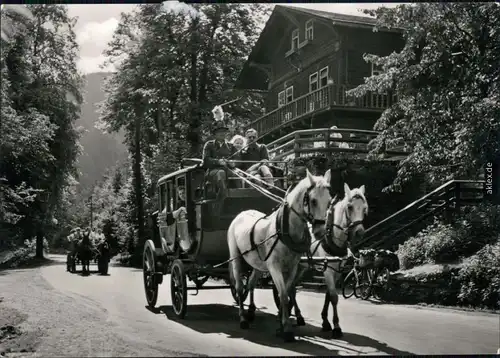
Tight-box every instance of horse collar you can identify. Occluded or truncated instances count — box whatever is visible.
[276,203,311,254]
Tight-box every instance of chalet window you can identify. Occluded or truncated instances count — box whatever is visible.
[305,20,314,41]
[319,66,329,87]
[291,29,299,50]
[278,90,285,107]
[285,86,294,103]
[371,62,384,76]
[309,72,318,92]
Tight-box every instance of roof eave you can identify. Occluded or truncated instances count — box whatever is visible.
[331,20,402,33]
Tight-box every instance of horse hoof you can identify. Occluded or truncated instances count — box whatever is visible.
[283,331,296,343]
[321,322,333,332]
[332,327,343,339]
[240,320,249,329]
[296,316,305,326]
[246,312,255,323]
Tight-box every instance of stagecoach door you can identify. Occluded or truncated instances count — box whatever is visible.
[158,180,176,253]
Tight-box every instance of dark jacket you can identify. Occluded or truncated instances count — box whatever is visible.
[202,140,239,169]
[240,143,269,170]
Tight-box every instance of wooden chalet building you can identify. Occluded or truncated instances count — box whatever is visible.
[235,6,404,144]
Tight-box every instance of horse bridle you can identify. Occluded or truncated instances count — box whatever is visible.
[329,193,366,242]
[288,183,332,227]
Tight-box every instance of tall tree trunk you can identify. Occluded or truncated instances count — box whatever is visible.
[133,103,145,250]
[187,18,201,158]
[36,229,44,258]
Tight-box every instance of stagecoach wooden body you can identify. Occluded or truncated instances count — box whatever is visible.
[143,161,285,318]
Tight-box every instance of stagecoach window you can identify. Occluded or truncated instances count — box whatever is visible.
[166,181,174,212]
[176,176,186,208]
[159,184,166,211]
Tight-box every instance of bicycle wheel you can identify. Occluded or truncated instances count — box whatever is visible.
[342,270,357,299]
[372,267,390,300]
[355,268,372,300]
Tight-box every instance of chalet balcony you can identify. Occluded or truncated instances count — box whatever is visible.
[267,128,409,162]
[248,84,397,139]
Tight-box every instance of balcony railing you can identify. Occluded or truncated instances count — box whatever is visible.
[267,128,409,161]
[248,84,396,138]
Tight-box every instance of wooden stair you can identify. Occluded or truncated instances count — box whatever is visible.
[353,180,485,251]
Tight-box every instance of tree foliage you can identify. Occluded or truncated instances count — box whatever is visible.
[0,5,83,252]
[348,3,500,190]
[98,3,271,260]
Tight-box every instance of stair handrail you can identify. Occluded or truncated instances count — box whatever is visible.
[364,180,456,235]
[357,179,485,250]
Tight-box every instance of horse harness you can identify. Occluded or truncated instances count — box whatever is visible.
[316,193,367,259]
[248,182,330,262]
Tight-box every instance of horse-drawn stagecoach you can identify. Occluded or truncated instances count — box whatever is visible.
[142,150,372,343]
[143,160,284,317]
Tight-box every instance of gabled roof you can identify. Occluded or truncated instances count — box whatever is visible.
[234,5,400,91]
[281,5,378,28]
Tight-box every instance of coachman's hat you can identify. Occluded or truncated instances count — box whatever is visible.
[211,105,229,133]
[212,120,229,133]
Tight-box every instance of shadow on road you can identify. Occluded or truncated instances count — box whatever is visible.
[146,303,415,356]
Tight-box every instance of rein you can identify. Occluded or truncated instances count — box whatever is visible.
[213,169,332,268]
[307,193,367,273]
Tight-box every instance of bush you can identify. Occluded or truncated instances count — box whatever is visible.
[457,238,500,309]
[397,203,500,270]
[386,265,462,306]
[0,238,48,269]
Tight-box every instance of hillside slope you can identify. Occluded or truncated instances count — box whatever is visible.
[76,72,128,192]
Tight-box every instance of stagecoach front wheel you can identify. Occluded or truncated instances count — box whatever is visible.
[170,259,187,319]
[143,243,159,308]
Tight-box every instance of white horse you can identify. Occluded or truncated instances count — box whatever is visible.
[289,183,368,338]
[227,169,332,342]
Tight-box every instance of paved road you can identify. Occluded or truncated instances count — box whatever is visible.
[1,255,498,356]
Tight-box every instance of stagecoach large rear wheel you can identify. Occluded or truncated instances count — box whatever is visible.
[170,259,187,318]
[143,242,159,307]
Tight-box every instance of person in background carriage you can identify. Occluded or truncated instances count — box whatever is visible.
[202,105,240,216]
[66,228,80,271]
[240,128,274,186]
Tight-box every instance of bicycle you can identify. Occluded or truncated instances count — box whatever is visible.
[355,249,392,300]
[341,247,363,299]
